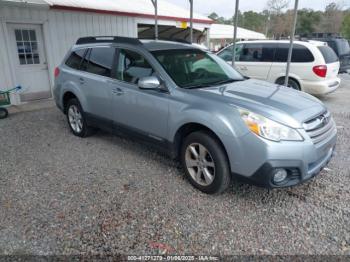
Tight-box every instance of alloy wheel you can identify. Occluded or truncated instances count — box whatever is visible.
[185,143,216,186]
[68,105,83,133]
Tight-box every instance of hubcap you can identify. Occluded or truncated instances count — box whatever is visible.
[185,143,215,186]
[68,105,83,133]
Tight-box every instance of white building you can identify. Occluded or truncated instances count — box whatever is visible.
[0,0,211,104]
[210,23,266,51]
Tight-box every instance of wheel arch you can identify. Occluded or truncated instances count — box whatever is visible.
[172,122,230,168]
[275,75,302,90]
[62,91,77,114]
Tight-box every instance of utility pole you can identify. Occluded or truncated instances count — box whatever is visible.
[284,0,299,87]
[189,0,193,43]
[231,0,239,67]
[151,0,158,40]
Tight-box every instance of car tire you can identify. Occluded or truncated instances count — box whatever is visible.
[0,108,8,119]
[66,98,96,137]
[276,78,301,91]
[180,131,231,194]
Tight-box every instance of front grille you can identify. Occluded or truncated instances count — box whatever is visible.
[303,111,336,144]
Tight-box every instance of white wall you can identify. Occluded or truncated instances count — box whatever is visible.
[0,4,137,103]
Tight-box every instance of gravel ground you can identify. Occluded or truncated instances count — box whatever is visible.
[1,76,350,257]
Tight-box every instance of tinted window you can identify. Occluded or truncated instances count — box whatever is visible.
[85,47,115,77]
[217,44,243,62]
[240,43,275,62]
[116,49,154,84]
[336,39,350,56]
[318,46,339,64]
[274,44,314,63]
[65,49,86,69]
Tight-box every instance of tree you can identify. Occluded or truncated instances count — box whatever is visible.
[296,9,322,35]
[341,12,350,39]
[241,11,266,33]
[320,2,344,33]
[207,12,227,24]
[266,0,290,14]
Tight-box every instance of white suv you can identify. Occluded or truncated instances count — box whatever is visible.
[217,40,341,95]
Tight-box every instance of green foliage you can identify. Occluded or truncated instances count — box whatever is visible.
[296,9,321,35]
[341,13,350,39]
[208,2,347,38]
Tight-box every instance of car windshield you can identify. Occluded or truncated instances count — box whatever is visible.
[151,49,245,89]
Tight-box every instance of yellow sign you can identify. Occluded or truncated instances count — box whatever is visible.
[176,21,188,29]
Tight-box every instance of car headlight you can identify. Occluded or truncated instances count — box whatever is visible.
[238,108,303,142]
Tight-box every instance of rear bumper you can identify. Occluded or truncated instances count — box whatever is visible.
[300,77,341,95]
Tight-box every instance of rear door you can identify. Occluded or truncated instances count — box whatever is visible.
[79,46,116,123]
[237,43,274,80]
[268,43,315,82]
[317,45,340,79]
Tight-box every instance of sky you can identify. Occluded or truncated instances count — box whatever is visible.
[166,0,350,18]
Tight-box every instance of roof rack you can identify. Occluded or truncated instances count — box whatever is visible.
[76,36,142,45]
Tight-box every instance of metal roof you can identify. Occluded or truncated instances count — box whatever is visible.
[1,0,212,24]
[210,23,266,40]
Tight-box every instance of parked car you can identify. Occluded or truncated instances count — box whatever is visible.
[310,37,350,73]
[217,40,340,95]
[54,37,337,194]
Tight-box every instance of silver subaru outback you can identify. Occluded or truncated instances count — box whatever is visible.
[53,36,337,194]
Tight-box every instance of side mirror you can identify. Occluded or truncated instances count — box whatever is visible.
[138,76,161,90]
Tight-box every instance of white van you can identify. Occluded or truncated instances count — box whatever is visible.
[217,40,341,95]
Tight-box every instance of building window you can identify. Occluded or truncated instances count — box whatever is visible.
[15,29,40,65]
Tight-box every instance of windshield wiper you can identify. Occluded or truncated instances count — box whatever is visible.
[207,78,244,86]
[183,78,245,89]
[183,84,209,89]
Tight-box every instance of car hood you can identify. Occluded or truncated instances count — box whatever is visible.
[197,79,326,128]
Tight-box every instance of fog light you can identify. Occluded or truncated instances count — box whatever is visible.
[273,168,288,183]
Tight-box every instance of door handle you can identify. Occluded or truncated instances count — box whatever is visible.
[79,77,85,84]
[112,87,124,95]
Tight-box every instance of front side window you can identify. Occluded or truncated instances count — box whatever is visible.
[85,47,115,77]
[65,49,86,70]
[116,49,154,84]
[152,49,244,88]
[217,44,243,62]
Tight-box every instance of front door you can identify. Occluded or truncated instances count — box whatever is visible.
[7,23,51,102]
[111,48,169,140]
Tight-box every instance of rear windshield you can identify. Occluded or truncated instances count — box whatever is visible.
[318,46,339,64]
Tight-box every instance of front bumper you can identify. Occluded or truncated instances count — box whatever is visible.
[226,119,337,189]
[234,145,335,188]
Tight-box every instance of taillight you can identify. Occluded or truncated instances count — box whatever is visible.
[54,67,60,78]
[313,65,327,78]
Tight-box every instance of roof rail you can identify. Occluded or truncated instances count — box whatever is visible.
[76,36,142,45]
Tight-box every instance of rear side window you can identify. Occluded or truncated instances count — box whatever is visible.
[65,49,86,69]
[116,49,154,84]
[274,44,314,63]
[318,46,338,64]
[239,43,275,62]
[85,47,115,77]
